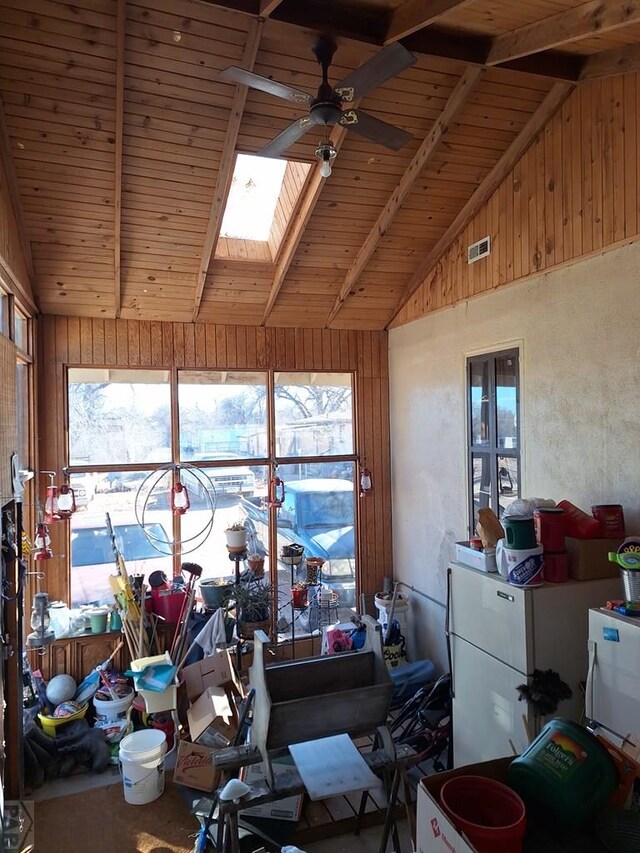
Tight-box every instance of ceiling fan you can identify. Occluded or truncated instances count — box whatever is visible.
[219,37,416,176]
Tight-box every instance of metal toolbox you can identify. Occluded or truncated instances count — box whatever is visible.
[454,541,497,573]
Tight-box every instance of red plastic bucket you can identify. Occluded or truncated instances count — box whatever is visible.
[439,776,526,853]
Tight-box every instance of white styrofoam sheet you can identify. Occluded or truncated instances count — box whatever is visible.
[288,734,383,802]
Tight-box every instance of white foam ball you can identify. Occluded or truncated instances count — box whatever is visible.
[46,674,77,705]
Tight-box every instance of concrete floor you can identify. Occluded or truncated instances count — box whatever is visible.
[303,821,412,852]
[32,767,414,852]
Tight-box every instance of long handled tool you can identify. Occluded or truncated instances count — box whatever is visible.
[170,562,202,664]
[105,513,148,659]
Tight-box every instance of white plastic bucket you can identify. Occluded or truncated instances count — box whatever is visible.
[93,689,134,723]
[119,729,167,805]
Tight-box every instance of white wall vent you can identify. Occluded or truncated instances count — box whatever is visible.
[467,236,491,264]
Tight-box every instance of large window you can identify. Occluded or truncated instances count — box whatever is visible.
[67,369,358,639]
[68,368,171,466]
[467,349,520,533]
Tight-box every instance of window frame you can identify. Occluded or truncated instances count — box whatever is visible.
[65,367,360,627]
[467,348,520,535]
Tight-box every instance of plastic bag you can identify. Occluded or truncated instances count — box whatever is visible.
[503,497,555,518]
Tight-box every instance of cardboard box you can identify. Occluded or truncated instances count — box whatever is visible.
[566,537,624,580]
[181,649,243,703]
[240,760,303,822]
[417,756,604,852]
[417,758,513,853]
[173,740,219,792]
[187,685,238,748]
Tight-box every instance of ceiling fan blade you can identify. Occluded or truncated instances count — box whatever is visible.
[339,109,412,151]
[334,42,417,102]
[257,118,314,159]
[219,66,312,105]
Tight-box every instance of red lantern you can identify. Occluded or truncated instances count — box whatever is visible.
[267,476,285,508]
[359,462,372,497]
[56,484,77,519]
[43,472,76,522]
[43,483,60,524]
[171,480,190,515]
[33,523,53,561]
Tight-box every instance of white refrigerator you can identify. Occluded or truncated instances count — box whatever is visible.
[586,608,640,742]
[449,562,620,767]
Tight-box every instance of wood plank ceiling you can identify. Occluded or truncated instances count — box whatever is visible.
[1,0,639,329]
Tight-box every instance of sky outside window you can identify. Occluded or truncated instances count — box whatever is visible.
[220,154,287,241]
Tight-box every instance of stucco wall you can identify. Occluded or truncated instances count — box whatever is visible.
[389,241,640,671]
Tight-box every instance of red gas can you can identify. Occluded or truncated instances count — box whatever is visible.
[556,500,601,539]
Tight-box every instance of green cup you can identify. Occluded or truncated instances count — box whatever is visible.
[90,610,108,634]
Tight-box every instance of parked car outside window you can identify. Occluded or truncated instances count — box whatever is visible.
[70,514,172,606]
[190,452,256,498]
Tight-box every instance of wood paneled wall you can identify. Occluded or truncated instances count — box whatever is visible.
[0,334,17,503]
[393,71,640,327]
[0,146,32,308]
[37,315,392,606]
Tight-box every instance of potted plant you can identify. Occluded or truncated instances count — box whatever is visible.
[234,581,272,639]
[225,522,248,553]
[247,553,265,578]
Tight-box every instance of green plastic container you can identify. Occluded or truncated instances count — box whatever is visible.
[508,719,617,827]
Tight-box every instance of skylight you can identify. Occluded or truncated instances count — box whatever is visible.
[220,154,287,242]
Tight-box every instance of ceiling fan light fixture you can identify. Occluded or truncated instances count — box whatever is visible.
[316,141,337,178]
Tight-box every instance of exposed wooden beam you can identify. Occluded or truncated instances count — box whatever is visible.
[259,0,284,15]
[198,1,579,80]
[0,97,37,313]
[580,41,640,79]
[387,81,575,326]
[114,0,125,319]
[0,256,36,317]
[192,18,264,322]
[326,66,483,326]
[385,0,476,43]
[487,0,640,66]
[261,120,353,324]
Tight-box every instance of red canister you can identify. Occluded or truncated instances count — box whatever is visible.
[534,507,566,552]
[592,505,625,538]
[543,552,569,583]
[291,585,308,608]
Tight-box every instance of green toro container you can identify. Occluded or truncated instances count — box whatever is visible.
[508,719,617,827]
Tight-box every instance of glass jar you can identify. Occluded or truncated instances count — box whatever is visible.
[48,601,71,638]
